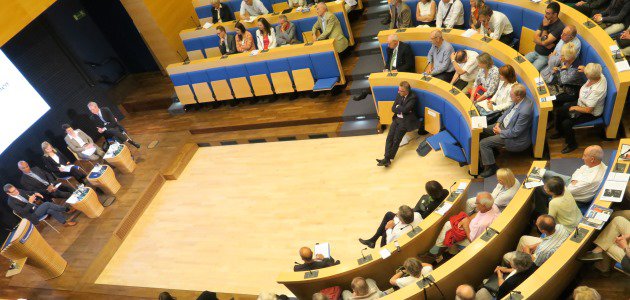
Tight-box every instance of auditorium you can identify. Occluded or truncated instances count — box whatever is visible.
[1,0,629,299]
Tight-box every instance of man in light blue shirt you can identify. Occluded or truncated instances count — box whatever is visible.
[424,30,455,82]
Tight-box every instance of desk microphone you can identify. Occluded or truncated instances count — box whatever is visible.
[361,247,368,260]
[449,181,457,194]
[294,261,314,276]
[421,62,431,80]
[509,290,522,299]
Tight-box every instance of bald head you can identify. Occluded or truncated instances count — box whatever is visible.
[455,284,475,300]
[350,277,370,296]
[387,34,400,49]
[561,25,577,43]
[299,247,313,262]
[475,191,494,213]
[583,145,603,167]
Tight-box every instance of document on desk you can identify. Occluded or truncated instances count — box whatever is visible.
[81,147,97,157]
[524,167,546,189]
[379,248,391,259]
[435,202,452,216]
[202,22,213,29]
[471,116,487,129]
[244,16,257,23]
[461,29,477,38]
[615,60,630,72]
[600,172,630,202]
[314,242,331,258]
[59,165,73,173]
[581,204,613,230]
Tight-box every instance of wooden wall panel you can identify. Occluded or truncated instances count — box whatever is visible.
[0,0,56,46]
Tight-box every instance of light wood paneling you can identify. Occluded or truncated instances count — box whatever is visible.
[0,0,56,47]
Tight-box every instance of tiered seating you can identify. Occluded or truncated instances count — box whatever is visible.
[166,40,344,105]
[276,179,471,299]
[377,28,552,159]
[181,2,353,59]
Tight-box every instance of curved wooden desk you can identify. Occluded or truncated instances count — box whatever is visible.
[377,28,552,159]
[87,165,121,195]
[1,219,67,280]
[506,141,624,299]
[383,161,545,299]
[368,72,482,175]
[276,179,471,299]
[104,144,136,174]
[66,187,104,219]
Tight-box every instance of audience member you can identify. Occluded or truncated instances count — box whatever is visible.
[415,0,437,27]
[18,160,73,200]
[209,0,234,23]
[504,215,570,267]
[257,293,289,300]
[572,286,601,300]
[543,176,582,230]
[478,84,533,178]
[455,284,476,300]
[376,81,419,167]
[550,63,607,153]
[294,246,338,271]
[465,168,520,214]
[425,30,455,82]
[275,15,296,46]
[217,25,237,55]
[312,3,349,53]
[240,0,268,19]
[342,277,385,300]
[469,0,486,30]
[88,102,140,148]
[618,26,630,57]
[476,65,516,122]
[360,205,422,248]
[414,180,450,218]
[546,44,585,97]
[158,291,175,300]
[579,212,629,272]
[592,0,630,35]
[541,27,581,91]
[477,6,514,45]
[470,52,499,103]
[389,257,433,288]
[525,2,565,70]
[4,184,77,226]
[436,0,465,29]
[256,18,277,50]
[574,0,611,18]
[41,141,87,183]
[288,0,306,8]
[450,50,480,92]
[196,291,219,300]
[475,251,536,300]
[429,192,499,257]
[312,293,329,300]
[63,124,104,161]
[384,34,415,73]
[389,0,412,29]
[234,22,255,52]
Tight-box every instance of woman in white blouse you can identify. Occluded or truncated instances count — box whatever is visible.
[470,52,499,103]
[255,18,277,50]
[466,168,520,214]
[41,141,87,182]
[416,0,436,27]
[389,257,433,288]
[476,65,516,122]
[550,63,607,154]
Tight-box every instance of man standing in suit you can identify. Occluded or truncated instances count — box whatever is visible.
[377,81,419,167]
[479,84,533,178]
[389,0,412,30]
[4,184,76,227]
[312,2,349,53]
[18,161,74,201]
[217,25,237,55]
[384,34,415,73]
[87,102,140,149]
[210,0,234,23]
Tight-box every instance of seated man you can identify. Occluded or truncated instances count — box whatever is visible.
[424,30,455,82]
[541,177,582,230]
[4,184,77,227]
[389,0,412,30]
[389,257,433,288]
[18,161,73,201]
[579,211,630,273]
[540,25,581,85]
[476,251,537,300]
[478,84,533,178]
[504,215,570,267]
[209,0,234,23]
[217,25,237,55]
[312,2,349,53]
[293,247,338,271]
[275,15,296,46]
[450,50,480,92]
[524,2,565,71]
[88,102,140,149]
[477,6,514,45]
[455,284,476,300]
[383,34,415,73]
[239,0,268,19]
[436,0,465,29]
[429,192,500,258]
[342,277,385,300]
[63,124,105,161]
[359,205,422,248]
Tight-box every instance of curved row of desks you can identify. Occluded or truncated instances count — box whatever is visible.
[276,179,472,299]
[377,28,552,159]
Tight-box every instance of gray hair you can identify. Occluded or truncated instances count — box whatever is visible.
[477,192,494,209]
[87,101,98,109]
[17,161,28,170]
[510,251,534,271]
[431,29,443,39]
[584,63,602,81]
[3,184,15,193]
[388,34,400,42]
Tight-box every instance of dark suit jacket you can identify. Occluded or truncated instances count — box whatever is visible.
[219,34,237,55]
[385,41,415,73]
[496,266,537,299]
[212,4,234,22]
[20,167,56,194]
[89,107,121,129]
[496,97,533,152]
[0,199,21,231]
[293,257,338,272]
[43,151,72,176]
[391,91,420,130]
[6,189,39,224]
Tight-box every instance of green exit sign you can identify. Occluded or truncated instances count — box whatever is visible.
[73,10,87,21]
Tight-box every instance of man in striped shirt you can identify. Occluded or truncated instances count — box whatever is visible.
[503,215,571,266]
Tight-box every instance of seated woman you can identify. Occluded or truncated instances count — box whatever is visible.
[415,0,436,27]
[41,141,87,183]
[469,0,486,30]
[359,205,422,248]
[235,22,255,52]
[275,15,296,46]
[550,63,607,154]
[591,0,630,36]
[465,168,520,214]
[475,251,537,300]
[470,53,499,103]
[414,180,449,219]
[543,43,585,98]
[389,257,433,289]
[256,18,277,50]
[475,65,516,122]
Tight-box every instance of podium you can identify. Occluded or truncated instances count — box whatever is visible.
[104,143,136,174]
[1,219,67,280]
[87,165,121,195]
[66,187,104,218]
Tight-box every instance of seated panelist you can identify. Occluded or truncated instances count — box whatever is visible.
[63,124,105,161]
[312,2,349,53]
[18,160,74,201]
[341,277,385,300]
[383,34,415,73]
[41,141,87,183]
[389,0,412,30]
[475,251,537,300]
[389,257,433,288]
[503,214,570,267]
[288,0,306,8]
[470,52,499,103]
[415,0,437,27]
[4,184,77,227]
[293,246,338,271]
[88,101,140,149]
[436,0,465,29]
[524,2,565,71]
[475,65,516,122]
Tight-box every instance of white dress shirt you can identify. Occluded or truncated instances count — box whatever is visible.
[479,11,513,40]
[240,0,268,17]
[436,0,464,28]
[568,162,607,203]
[458,50,479,82]
[386,212,423,244]
[577,77,607,117]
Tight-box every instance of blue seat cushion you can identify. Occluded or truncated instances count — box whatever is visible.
[372,86,398,102]
[574,118,605,129]
[427,130,457,151]
[441,142,467,163]
[313,77,339,91]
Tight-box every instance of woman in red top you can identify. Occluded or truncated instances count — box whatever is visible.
[235,22,255,52]
[255,18,277,50]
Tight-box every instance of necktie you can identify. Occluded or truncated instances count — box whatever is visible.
[29,172,50,186]
[390,47,398,70]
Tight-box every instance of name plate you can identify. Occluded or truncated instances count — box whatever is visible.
[407,226,423,238]
[303,270,319,279]
[357,254,373,265]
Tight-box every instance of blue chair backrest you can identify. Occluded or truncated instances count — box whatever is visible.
[310,52,341,79]
[170,73,191,86]
[196,6,214,20]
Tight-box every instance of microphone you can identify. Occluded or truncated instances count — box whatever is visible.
[176,50,190,65]
[294,261,313,276]
[421,62,431,81]
[394,241,401,252]
[191,16,201,30]
[509,290,522,299]
[361,247,368,259]
[449,181,457,194]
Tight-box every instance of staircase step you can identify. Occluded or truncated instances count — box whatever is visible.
[348,53,384,81]
[342,94,378,121]
[347,79,371,95]
[339,119,380,137]
[364,4,390,19]
[354,40,382,56]
[356,18,388,43]
[363,0,388,8]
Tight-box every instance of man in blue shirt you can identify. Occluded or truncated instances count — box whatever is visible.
[424,30,455,82]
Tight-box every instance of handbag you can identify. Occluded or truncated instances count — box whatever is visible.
[482,272,500,296]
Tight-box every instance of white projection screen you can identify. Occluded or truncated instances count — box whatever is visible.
[0,49,50,155]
